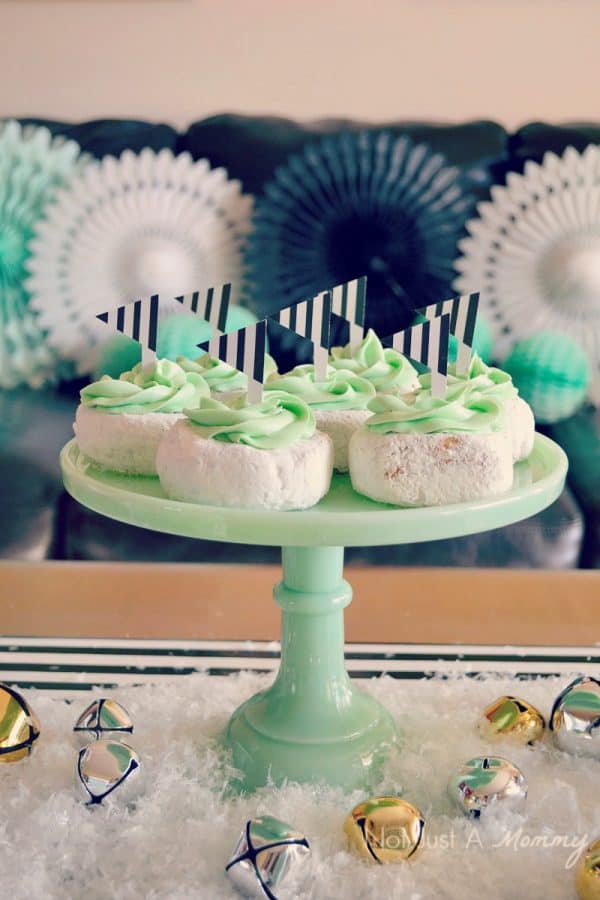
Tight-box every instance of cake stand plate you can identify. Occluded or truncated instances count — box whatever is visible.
[61,435,567,793]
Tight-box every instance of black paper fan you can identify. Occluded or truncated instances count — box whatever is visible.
[246,130,475,341]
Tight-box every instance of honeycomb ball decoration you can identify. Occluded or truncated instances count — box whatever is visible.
[550,676,600,759]
[503,332,590,424]
[0,683,41,762]
[576,836,600,900]
[448,756,527,818]
[344,797,426,864]
[479,696,545,746]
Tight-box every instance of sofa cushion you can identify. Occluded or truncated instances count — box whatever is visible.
[17,118,178,159]
[509,121,600,168]
[550,405,600,568]
[0,387,76,478]
[180,115,509,200]
[0,455,60,560]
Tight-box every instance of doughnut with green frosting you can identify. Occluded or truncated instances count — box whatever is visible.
[80,359,209,415]
[178,353,278,394]
[264,364,375,410]
[184,390,315,450]
[329,329,419,394]
[366,391,506,435]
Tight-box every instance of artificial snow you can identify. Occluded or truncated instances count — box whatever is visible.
[0,672,598,900]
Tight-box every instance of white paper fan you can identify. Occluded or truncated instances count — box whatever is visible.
[455,143,600,400]
[26,148,253,374]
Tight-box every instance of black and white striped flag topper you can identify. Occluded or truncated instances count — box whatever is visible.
[199,291,334,402]
[173,283,231,334]
[96,285,231,365]
[96,294,160,366]
[205,321,267,404]
[382,313,451,398]
[270,291,333,380]
[329,276,367,349]
[418,292,480,376]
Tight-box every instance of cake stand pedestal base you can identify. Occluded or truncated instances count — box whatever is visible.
[223,546,398,793]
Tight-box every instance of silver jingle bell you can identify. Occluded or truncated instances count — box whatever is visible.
[225,815,310,899]
[448,756,527,818]
[77,739,141,806]
[73,698,133,746]
[550,676,600,759]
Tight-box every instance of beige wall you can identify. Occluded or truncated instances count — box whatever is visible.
[1,0,598,130]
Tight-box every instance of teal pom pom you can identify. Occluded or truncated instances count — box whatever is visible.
[94,333,141,380]
[472,314,494,363]
[159,306,259,359]
[157,313,213,360]
[94,305,260,378]
[504,332,590,424]
[445,313,493,365]
[447,333,459,364]
[224,305,258,332]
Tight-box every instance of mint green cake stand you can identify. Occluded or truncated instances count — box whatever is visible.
[60,434,567,793]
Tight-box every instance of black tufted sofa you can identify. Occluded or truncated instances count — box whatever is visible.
[2,115,598,568]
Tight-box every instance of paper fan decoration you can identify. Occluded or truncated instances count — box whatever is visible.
[455,143,600,402]
[246,130,474,340]
[26,148,253,375]
[0,120,86,388]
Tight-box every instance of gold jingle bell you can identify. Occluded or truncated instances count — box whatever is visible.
[480,695,545,745]
[0,683,41,762]
[344,796,426,864]
[576,837,600,900]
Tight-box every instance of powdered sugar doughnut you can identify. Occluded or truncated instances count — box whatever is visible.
[419,355,535,462]
[75,406,184,476]
[74,358,209,475]
[265,365,375,472]
[349,428,513,506]
[157,391,333,510]
[349,392,513,506]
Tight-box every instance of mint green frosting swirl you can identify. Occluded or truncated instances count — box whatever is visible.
[80,359,209,414]
[264,364,375,410]
[184,390,315,449]
[178,353,277,393]
[419,354,518,407]
[366,391,505,435]
[329,329,419,393]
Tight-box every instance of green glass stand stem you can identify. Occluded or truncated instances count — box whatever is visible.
[272,546,354,730]
[223,545,398,793]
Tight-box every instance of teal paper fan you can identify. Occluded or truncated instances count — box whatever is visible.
[0,120,86,388]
